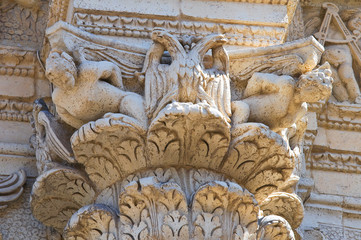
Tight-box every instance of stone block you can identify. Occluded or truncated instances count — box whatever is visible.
[0,76,34,98]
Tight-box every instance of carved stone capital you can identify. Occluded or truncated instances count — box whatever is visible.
[29,22,332,239]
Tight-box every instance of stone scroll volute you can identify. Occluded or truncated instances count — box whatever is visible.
[29,20,333,239]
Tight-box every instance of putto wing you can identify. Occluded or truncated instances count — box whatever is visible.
[228,36,324,97]
[77,46,143,80]
[45,21,147,91]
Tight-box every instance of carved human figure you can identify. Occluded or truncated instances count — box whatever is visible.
[318,8,361,103]
[45,51,146,129]
[322,45,361,103]
[235,63,333,133]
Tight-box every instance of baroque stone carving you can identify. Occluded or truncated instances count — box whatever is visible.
[71,0,297,49]
[0,169,26,209]
[314,2,361,104]
[30,21,333,239]
[239,64,332,132]
[0,100,33,122]
[45,51,146,128]
[0,0,49,48]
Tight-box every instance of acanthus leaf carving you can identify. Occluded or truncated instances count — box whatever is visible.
[30,167,95,232]
[30,22,333,239]
[192,181,259,240]
[259,192,304,229]
[221,123,294,203]
[257,215,295,240]
[147,102,230,169]
[61,173,297,239]
[71,113,147,192]
[118,177,188,239]
[63,204,117,240]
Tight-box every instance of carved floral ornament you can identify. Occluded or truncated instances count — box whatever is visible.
[30,21,333,239]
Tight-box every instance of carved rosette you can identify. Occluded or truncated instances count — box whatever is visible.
[28,21,331,240]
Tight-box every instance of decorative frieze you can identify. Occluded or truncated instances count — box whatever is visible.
[73,12,286,47]
[308,149,361,173]
[0,100,33,122]
[0,0,49,49]
[320,224,361,240]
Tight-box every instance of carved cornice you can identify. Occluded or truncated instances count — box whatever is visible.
[0,47,37,70]
[73,11,285,47]
[0,100,33,122]
[307,101,325,113]
[0,47,47,122]
[305,194,361,239]
[327,101,361,117]
[307,148,361,173]
[319,224,361,240]
[0,66,35,77]
[316,102,361,131]
[0,142,34,156]
[306,193,361,222]
[318,119,361,132]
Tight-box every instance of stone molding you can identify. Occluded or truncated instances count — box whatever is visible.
[0,100,33,122]
[308,149,361,173]
[73,11,286,47]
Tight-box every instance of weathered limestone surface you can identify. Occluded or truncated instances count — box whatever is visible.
[2,0,361,239]
[300,1,361,239]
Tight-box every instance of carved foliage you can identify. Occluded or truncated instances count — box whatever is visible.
[63,174,297,239]
[0,0,49,47]
[30,167,95,232]
[118,177,188,239]
[147,102,230,170]
[63,204,117,240]
[192,181,259,240]
[259,192,304,229]
[71,114,147,192]
[258,215,295,240]
[222,123,294,203]
[30,26,312,239]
